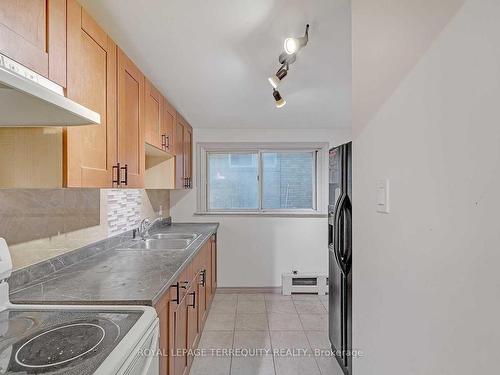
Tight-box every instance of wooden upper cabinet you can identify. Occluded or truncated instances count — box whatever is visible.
[162,98,176,154]
[117,48,145,188]
[64,0,117,188]
[145,79,163,150]
[183,125,193,188]
[174,118,185,189]
[0,0,66,86]
[174,113,193,189]
[145,82,177,155]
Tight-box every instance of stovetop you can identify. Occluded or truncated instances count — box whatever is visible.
[0,309,142,374]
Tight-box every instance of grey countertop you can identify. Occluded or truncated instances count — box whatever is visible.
[9,222,219,306]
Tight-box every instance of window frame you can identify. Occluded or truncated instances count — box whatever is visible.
[197,142,329,216]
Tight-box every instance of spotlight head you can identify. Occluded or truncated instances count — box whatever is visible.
[284,38,299,55]
[268,76,279,89]
[273,89,286,108]
[284,24,309,55]
[268,64,288,89]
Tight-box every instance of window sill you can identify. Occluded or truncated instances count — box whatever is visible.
[194,211,327,218]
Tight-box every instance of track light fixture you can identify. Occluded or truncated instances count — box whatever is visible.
[273,89,286,108]
[284,24,309,55]
[268,24,309,108]
[268,64,289,89]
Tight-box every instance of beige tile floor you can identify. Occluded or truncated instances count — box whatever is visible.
[190,293,344,375]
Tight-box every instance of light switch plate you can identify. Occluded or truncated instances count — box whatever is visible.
[376,179,390,213]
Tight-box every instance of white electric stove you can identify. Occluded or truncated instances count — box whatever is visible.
[0,238,160,375]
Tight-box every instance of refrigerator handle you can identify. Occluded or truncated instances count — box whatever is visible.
[328,209,335,246]
[343,195,353,275]
[335,194,353,277]
[333,194,347,276]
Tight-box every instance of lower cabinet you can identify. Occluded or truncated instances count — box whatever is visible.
[155,236,217,375]
[186,281,198,368]
[155,291,172,375]
[211,235,218,292]
[171,283,188,375]
[198,266,207,329]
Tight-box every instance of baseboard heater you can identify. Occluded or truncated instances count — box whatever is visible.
[282,272,328,295]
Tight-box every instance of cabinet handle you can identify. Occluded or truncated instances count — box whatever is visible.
[171,282,181,304]
[172,281,189,304]
[120,164,128,186]
[161,134,167,149]
[199,270,206,287]
[166,135,170,149]
[183,177,188,188]
[112,163,121,186]
[189,291,196,308]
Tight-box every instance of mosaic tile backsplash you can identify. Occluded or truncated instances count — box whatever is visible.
[106,189,142,237]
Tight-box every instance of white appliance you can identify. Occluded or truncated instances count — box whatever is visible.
[0,53,100,126]
[0,238,159,375]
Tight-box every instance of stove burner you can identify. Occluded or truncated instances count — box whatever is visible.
[14,323,105,369]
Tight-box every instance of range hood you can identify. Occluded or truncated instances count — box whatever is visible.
[0,53,100,127]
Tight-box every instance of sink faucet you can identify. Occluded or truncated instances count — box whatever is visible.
[138,218,151,240]
[137,216,164,240]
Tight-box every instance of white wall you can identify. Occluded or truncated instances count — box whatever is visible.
[353,1,500,374]
[170,128,351,287]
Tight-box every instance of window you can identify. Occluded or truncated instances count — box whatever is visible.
[198,143,327,215]
[208,152,259,210]
[262,152,315,209]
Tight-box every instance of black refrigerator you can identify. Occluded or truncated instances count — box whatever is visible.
[328,142,352,374]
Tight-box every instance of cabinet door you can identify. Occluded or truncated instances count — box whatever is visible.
[145,79,163,150]
[205,243,213,306]
[183,125,193,189]
[211,235,217,293]
[117,48,145,188]
[198,278,206,329]
[0,0,66,86]
[174,120,185,189]
[155,291,170,375]
[172,291,188,375]
[186,281,198,368]
[198,254,207,326]
[65,1,117,187]
[162,98,176,154]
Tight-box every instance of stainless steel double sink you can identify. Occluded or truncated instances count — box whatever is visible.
[127,233,201,251]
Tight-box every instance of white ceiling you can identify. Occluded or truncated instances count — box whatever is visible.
[79,0,351,129]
